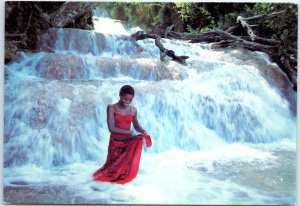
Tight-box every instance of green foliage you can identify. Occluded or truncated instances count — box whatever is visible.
[252,3,275,14]
[98,2,171,32]
[175,3,212,32]
[243,3,297,63]
[175,3,193,21]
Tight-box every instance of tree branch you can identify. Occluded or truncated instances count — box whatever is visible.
[132,31,189,64]
[236,10,285,41]
[241,10,285,21]
[165,24,175,38]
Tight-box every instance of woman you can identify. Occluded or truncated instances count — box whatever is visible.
[92,85,152,184]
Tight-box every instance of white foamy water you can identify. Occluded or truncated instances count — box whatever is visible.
[3,6,297,205]
[3,139,296,204]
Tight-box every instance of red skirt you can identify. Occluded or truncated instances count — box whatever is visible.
[92,133,152,184]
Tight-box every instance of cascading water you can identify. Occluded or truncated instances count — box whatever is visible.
[4,7,297,204]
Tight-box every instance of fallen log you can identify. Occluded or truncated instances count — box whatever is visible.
[135,27,278,56]
[225,24,240,33]
[185,32,224,43]
[131,31,157,40]
[210,29,277,54]
[151,28,182,39]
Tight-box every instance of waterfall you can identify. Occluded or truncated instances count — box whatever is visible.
[4,7,297,205]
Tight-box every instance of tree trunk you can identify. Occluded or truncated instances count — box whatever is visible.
[49,2,96,27]
[5,1,95,63]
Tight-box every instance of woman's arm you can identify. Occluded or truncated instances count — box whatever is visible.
[107,104,133,135]
[132,107,147,134]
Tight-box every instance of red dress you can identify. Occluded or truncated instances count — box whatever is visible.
[92,112,152,184]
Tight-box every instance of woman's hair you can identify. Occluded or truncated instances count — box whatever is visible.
[119,85,135,96]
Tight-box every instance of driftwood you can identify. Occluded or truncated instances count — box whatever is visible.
[132,31,189,64]
[210,29,278,54]
[132,27,275,65]
[152,28,182,39]
[133,10,285,58]
[132,31,156,40]
[133,27,277,64]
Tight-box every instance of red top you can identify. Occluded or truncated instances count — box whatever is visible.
[114,113,133,130]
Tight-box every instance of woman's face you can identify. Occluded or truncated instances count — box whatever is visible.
[120,94,134,106]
